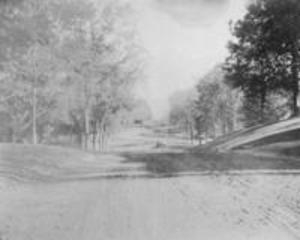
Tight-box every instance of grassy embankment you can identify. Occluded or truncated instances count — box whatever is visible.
[0,144,123,182]
[123,118,300,175]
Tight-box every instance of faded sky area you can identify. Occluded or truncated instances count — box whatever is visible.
[133,0,248,119]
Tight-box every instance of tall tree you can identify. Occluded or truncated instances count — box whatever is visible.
[57,0,143,150]
[194,65,238,140]
[225,0,300,119]
[169,89,197,143]
[0,0,143,148]
[0,0,60,143]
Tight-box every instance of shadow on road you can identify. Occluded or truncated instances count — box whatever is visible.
[120,149,300,177]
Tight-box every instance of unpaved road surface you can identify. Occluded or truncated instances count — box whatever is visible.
[2,172,300,240]
[1,128,300,240]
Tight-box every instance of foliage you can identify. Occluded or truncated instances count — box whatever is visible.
[225,0,300,120]
[169,65,240,142]
[239,91,289,127]
[0,0,144,150]
[169,88,197,141]
[194,65,239,140]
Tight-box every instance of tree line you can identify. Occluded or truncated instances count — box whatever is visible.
[0,0,148,150]
[169,65,240,143]
[169,0,300,142]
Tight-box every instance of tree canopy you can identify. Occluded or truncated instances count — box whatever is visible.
[0,0,145,150]
[225,0,300,120]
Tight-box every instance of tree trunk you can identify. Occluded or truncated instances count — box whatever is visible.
[291,44,299,117]
[101,128,105,152]
[292,86,299,117]
[99,123,107,152]
[80,132,85,149]
[32,44,38,145]
[98,129,102,152]
[99,128,104,152]
[84,108,89,150]
[92,123,96,151]
[189,123,194,144]
[259,88,266,124]
[95,121,100,151]
[32,86,38,145]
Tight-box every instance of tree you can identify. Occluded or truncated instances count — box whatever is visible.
[0,0,61,144]
[169,89,197,143]
[0,0,144,148]
[261,0,300,116]
[225,0,300,119]
[56,0,143,150]
[194,65,238,141]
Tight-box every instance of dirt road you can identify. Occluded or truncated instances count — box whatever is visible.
[2,172,300,240]
[1,128,300,240]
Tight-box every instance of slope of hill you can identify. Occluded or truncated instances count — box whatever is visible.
[0,144,134,182]
[208,117,300,158]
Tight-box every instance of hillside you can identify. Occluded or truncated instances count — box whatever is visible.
[207,117,300,158]
[0,144,141,182]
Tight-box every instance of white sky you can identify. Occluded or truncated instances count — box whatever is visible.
[133,0,248,119]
